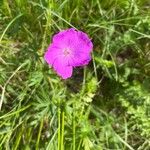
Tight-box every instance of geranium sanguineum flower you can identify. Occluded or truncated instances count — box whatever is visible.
[44,28,93,79]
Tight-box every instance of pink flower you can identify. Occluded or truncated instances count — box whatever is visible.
[44,28,93,79]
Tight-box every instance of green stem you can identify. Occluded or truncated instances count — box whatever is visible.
[82,67,86,94]
[77,139,82,150]
[61,110,65,150]
[36,118,43,150]
[58,106,61,150]
[73,104,76,150]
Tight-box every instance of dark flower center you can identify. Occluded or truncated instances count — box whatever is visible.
[63,48,70,56]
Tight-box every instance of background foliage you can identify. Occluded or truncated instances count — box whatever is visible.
[0,0,150,149]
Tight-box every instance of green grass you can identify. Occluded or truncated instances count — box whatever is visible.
[0,0,150,149]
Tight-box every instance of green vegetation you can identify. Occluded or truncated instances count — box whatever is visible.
[0,0,150,149]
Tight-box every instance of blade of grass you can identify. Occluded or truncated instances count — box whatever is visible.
[36,118,44,150]
[61,110,64,150]
[0,62,27,110]
[0,13,23,42]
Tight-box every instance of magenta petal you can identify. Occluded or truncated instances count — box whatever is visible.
[44,50,55,65]
[73,55,91,67]
[44,44,61,66]
[53,58,73,79]
[77,31,93,52]
[52,28,77,49]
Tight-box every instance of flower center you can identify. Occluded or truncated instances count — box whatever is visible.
[63,48,70,57]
